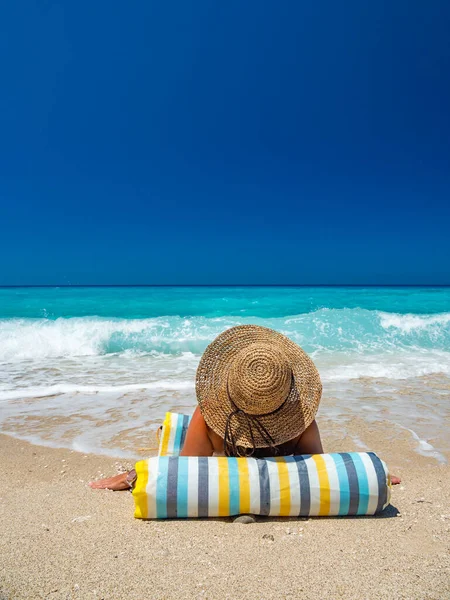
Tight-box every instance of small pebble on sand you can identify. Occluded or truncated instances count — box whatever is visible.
[233,515,256,524]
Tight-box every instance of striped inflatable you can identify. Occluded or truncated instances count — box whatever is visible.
[133,413,391,519]
[158,412,191,457]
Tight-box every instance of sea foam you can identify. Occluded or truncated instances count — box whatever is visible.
[1,308,450,362]
[379,311,450,333]
[0,380,194,402]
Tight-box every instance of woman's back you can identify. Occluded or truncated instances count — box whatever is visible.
[180,406,323,457]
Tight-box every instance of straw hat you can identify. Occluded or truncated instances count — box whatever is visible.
[196,325,322,450]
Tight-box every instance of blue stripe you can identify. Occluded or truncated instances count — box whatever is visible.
[330,453,351,515]
[156,457,169,519]
[197,457,209,518]
[351,453,370,515]
[293,455,311,517]
[227,457,240,515]
[256,459,271,516]
[179,414,190,453]
[341,452,359,515]
[166,457,179,518]
[173,414,184,456]
[176,457,189,518]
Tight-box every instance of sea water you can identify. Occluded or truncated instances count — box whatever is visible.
[0,286,449,460]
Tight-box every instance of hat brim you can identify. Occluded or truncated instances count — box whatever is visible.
[195,325,322,449]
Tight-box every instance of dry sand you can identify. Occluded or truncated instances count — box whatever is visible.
[1,421,449,600]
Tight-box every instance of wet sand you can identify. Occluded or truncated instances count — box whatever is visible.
[1,420,449,600]
[2,373,449,461]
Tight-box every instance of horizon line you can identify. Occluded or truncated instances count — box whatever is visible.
[1,284,450,288]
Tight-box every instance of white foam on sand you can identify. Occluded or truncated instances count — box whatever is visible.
[0,380,194,402]
[395,424,447,464]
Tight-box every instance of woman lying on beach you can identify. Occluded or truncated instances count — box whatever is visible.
[90,325,400,491]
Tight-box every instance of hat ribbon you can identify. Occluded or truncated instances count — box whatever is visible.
[223,375,293,457]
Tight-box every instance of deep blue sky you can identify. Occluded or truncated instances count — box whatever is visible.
[1,2,450,285]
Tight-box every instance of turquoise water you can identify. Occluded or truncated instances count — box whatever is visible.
[2,285,450,318]
[1,286,450,357]
[1,286,449,459]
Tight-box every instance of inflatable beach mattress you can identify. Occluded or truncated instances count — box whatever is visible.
[132,412,391,519]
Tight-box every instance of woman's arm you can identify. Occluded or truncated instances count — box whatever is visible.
[293,420,401,484]
[90,407,214,489]
[294,420,323,454]
[180,406,215,456]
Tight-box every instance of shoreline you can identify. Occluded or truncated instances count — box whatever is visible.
[2,371,449,464]
[1,423,449,599]
[2,406,447,467]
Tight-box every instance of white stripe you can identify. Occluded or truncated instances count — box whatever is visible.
[166,414,177,456]
[288,460,301,517]
[320,454,340,516]
[266,459,281,516]
[359,453,379,515]
[305,456,321,516]
[247,459,260,515]
[145,457,158,519]
[187,456,199,518]
[207,458,220,517]
[380,457,391,509]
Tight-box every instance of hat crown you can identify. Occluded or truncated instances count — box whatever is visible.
[227,343,292,415]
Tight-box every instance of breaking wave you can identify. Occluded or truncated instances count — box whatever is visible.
[1,309,450,362]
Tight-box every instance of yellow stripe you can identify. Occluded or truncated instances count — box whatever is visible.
[159,412,172,456]
[217,457,230,516]
[312,454,331,516]
[132,460,149,519]
[385,473,392,508]
[237,458,250,514]
[276,457,291,516]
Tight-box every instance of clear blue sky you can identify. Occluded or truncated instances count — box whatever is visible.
[1,2,449,285]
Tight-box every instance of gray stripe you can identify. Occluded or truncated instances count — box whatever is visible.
[294,455,311,516]
[341,453,359,515]
[179,414,190,452]
[368,452,388,513]
[197,457,209,518]
[257,459,271,516]
[166,456,179,518]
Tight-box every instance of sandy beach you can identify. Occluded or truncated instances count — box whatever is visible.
[1,417,449,600]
